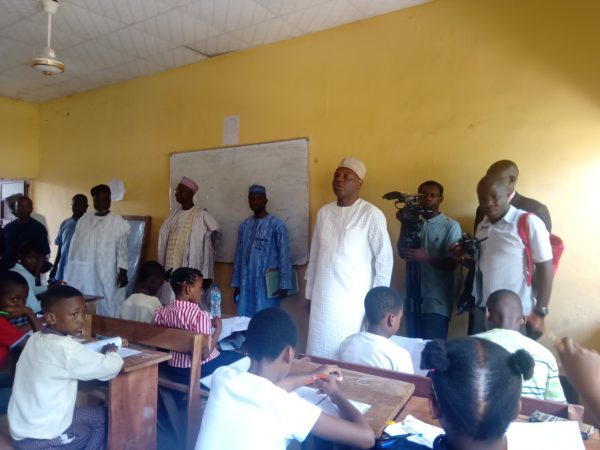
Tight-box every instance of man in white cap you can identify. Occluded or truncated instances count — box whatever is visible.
[158,176,221,304]
[305,157,393,358]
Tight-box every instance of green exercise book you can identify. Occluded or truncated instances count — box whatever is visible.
[265,269,299,298]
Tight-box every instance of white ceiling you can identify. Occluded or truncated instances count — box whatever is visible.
[0,0,429,103]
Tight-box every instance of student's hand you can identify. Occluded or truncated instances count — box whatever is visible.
[314,377,342,398]
[405,247,430,263]
[526,314,545,340]
[2,305,33,319]
[211,316,222,331]
[555,337,600,399]
[275,289,288,298]
[311,365,343,381]
[101,343,118,354]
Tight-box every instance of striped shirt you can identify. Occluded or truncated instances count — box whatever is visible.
[153,300,219,368]
[475,328,566,402]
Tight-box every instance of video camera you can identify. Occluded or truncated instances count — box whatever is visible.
[382,191,432,257]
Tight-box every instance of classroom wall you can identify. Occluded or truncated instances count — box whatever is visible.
[0,96,39,179]
[28,0,600,351]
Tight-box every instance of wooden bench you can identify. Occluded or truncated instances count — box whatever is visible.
[89,314,209,450]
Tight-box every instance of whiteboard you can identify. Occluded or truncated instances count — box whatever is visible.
[170,139,309,265]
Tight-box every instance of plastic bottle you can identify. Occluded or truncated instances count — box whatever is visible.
[209,283,222,317]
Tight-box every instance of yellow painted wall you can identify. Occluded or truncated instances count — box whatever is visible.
[0,96,39,179]
[30,0,600,350]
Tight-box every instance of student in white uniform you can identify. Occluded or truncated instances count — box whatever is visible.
[8,286,123,450]
[338,286,414,373]
[195,308,375,450]
[118,261,165,323]
[421,337,535,450]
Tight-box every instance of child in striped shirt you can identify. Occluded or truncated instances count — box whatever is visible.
[153,267,242,383]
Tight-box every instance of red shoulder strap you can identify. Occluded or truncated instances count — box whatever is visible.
[517,212,533,286]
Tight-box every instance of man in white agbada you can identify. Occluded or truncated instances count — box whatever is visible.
[65,184,130,317]
[305,157,394,358]
[157,176,220,304]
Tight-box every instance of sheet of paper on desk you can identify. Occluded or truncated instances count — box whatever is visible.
[385,415,443,447]
[83,337,122,353]
[506,421,584,450]
[293,386,371,416]
[117,347,142,358]
[219,316,251,341]
[200,356,251,389]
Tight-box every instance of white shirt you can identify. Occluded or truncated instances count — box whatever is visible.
[65,212,130,317]
[305,199,394,358]
[195,366,322,450]
[10,263,45,312]
[338,331,414,374]
[118,293,162,323]
[475,206,552,315]
[8,331,123,440]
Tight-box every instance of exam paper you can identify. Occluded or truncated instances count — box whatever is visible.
[219,316,251,341]
[506,421,585,450]
[293,386,371,417]
[83,337,122,353]
[117,347,142,358]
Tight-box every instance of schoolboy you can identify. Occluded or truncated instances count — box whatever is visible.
[475,289,566,402]
[118,260,165,323]
[338,286,414,373]
[196,307,375,450]
[10,242,47,313]
[8,286,123,450]
[0,271,42,414]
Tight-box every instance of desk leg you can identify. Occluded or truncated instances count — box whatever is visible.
[108,366,158,450]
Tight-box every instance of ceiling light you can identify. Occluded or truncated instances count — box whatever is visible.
[32,0,65,76]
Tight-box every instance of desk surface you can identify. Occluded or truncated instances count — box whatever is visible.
[121,347,171,373]
[291,359,415,436]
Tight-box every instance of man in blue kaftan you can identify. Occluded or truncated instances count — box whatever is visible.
[232,185,293,317]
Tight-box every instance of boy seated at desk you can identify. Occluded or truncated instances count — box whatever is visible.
[338,286,414,373]
[0,271,42,414]
[475,289,566,402]
[196,307,375,450]
[153,267,243,382]
[8,285,123,450]
[9,242,48,314]
[118,260,165,323]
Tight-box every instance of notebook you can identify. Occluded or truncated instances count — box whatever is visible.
[265,269,299,298]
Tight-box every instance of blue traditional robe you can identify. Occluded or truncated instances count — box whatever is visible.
[232,214,293,317]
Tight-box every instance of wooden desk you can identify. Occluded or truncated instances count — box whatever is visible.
[291,359,415,436]
[107,347,171,450]
[395,396,600,449]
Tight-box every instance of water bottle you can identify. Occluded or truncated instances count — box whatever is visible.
[209,283,222,317]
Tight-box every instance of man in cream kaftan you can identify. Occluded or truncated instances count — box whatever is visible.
[305,158,393,358]
[157,177,220,304]
[65,185,130,317]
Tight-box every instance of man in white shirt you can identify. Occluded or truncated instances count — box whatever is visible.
[305,157,393,358]
[339,287,414,373]
[469,175,553,335]
[196,308,375,450]
[65,184,130,317]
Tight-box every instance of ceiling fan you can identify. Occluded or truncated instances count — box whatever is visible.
[31,0,65,75]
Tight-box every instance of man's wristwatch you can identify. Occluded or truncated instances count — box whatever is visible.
[533,306,549,318]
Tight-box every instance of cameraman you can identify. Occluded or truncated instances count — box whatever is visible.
[402,181,461,339]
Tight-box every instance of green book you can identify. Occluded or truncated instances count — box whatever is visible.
[265,269,299,299]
